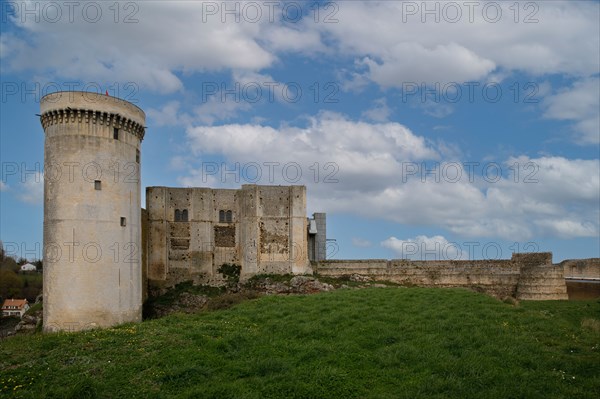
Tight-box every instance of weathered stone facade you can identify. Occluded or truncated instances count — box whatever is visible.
[41,91,145,332]
[145,185,312,290]
[314,253,569,300]
[561,258,600,280]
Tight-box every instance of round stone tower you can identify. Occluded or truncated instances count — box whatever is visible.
[40,91,145,332]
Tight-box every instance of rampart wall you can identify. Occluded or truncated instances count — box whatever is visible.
[561,258,600,280]
[314,253,568,300]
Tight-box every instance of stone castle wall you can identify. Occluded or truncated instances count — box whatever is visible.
[561,258,600,280]
[145,184,310,290]
[314,253,568,300]
[41,91,145,332]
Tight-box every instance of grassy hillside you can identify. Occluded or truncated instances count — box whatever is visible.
[1,287,599,398]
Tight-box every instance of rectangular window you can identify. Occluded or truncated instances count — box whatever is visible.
[113,127,119,140]
[120,217,126,227]
[94,180,101,190]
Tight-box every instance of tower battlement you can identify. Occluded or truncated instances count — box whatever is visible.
[41,91,145,124]
[40,91,145,140]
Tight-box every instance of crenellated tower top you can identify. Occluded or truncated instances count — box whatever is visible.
[40,91,145,141]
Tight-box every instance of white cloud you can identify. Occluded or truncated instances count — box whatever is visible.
[147,71,289,127]
[0,181,8,191]
[2,1,277,93]
[261,24,325,54]
[185,111,439,194]
[314,1,599,86]
[543,77,600,144]
[147,101,191,127]
[381,235,466,260]
[193,96,252,126]
[179,115,599,241]
[417,101,455,119]
[336,67,371,93]
[362,42,495,88]
[4,1,597,96]
[17,172,43,204]
[362,98,392,122]
[534,219,598,239]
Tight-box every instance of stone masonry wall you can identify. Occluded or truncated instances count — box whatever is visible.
[561,258,600,280]
[145,184,310,290]
[315,253,568,300]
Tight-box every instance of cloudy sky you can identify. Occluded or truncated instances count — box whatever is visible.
[1,0,598,262]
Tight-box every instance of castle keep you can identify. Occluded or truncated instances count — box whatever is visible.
[41,91,145,332]
[41,92,571,333]
[145,185,326,290]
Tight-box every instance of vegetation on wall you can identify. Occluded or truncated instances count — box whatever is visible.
[218,263,242,287]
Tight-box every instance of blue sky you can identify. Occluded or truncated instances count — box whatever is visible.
[1,0,599,262]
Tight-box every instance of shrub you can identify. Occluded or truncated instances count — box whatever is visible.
[218,263,242,286]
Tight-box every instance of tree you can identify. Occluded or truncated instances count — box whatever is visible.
[0,270,24,299]
[33,259,43,271]
[0,255,19,273]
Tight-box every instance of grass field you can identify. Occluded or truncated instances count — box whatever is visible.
[1,287,599,398]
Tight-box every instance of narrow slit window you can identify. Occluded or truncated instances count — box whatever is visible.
[136,149,140,163]
[120,217,126,227]
[94,180,101,190]
[113,127,119,140]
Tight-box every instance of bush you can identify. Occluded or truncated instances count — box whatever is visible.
[0,269,24,299]
[218,263,242,286]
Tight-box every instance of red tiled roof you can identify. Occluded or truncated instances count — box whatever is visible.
[1,299,28,310]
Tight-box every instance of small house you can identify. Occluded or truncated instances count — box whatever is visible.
[20,263,37,272]
[1,299,30,318]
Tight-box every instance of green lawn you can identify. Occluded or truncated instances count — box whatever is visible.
[1,287,599,398]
